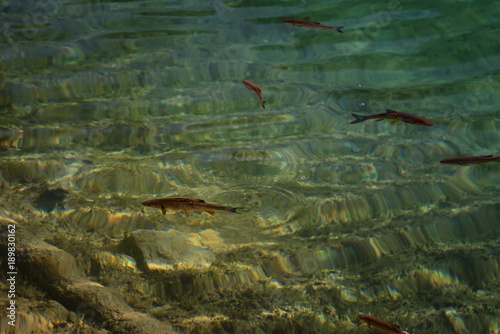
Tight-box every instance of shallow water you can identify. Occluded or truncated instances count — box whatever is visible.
[1,0,500,333]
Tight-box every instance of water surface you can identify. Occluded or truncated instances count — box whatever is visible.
[1,0,500,333]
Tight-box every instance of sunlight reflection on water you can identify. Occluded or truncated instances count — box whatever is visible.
[1,0,500,332]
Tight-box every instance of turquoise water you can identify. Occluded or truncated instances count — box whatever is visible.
[1,0,500,333]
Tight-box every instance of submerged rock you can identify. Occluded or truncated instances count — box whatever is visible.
[0,127,23,150]
[119,229,216,272]
[0,219,174,333]
[0,299,70,334]
[34,187,69,213]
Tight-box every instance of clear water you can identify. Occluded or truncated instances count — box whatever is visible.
[1,0,499,333]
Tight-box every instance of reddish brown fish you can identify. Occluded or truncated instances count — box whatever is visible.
[142,197,242,217]
[358,314,409,334]
[242,80,265,109]
[440,155,500,166]
[282,19,343,33]
[351,109,433,126]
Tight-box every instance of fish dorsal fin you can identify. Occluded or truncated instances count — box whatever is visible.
[168,197,205,203]
[483,155,493,157]
[385,109,397,113]
[313,21,321,24]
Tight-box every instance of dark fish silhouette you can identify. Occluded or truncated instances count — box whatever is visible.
[440,155,500,166]
[351,109,433,126]
[283,19,343,33]
[242,80,265,109]
[142,197,243,217]
[358,314,409,334]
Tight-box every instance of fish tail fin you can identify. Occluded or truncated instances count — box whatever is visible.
[228,207,244,214]
[350,113,366,124]
[262,101,266,109]
[335,26,344,33]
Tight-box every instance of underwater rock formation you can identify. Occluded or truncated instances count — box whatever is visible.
[119,229,216,273]
[0,219,174,333]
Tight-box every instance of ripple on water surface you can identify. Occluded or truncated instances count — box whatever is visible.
[1,0,500,332]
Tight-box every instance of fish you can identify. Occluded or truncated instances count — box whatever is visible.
[358,314,410,334]
[440,155,500,166]
[242,80,265,109]
[350,109,433,126]
[282,19,343,33]
[142,197,243,217]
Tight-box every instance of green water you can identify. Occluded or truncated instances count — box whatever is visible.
[1,0,500,333]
